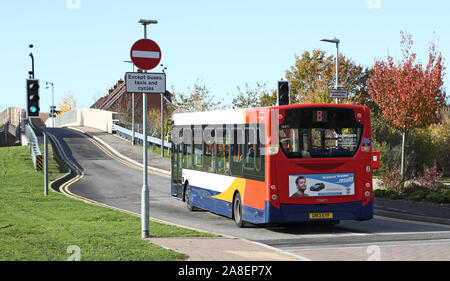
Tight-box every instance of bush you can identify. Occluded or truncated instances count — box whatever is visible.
[444,190,450,202]
[386,189,402,200]
[373,188,402,200]
[416,161,443,189]
[426,192,448,204]
[409,190,427,201]
[402,183,422,195]
[380,167,403,193]
[373,189,386,198]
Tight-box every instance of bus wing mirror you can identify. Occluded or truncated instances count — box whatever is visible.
[372,150,380,170]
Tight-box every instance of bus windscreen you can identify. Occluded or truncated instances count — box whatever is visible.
[279,108,363,158]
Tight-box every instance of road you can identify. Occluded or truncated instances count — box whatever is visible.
[45,127,450,260]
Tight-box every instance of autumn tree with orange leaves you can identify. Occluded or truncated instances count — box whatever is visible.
[367,31,446,185]
[57,92,77,116]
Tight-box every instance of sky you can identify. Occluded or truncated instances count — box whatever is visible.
[1,0,449,112]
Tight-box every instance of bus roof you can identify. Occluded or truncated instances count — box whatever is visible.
[172,104,368,126]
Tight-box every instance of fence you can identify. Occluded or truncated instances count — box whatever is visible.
[24,123,43,171]
[113,121,172,151]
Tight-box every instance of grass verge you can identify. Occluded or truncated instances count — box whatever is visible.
[0,145,216,261]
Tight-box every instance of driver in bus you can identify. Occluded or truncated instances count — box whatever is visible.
[291,176,309,197]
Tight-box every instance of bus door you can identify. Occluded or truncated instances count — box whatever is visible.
[171,143,183,198]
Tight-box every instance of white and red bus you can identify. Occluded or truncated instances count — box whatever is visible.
[171,104,380,227]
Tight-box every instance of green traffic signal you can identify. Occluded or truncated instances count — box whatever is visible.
[26,79,40,117]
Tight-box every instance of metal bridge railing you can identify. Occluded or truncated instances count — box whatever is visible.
[25,123,43,171]
[112,122,172,152]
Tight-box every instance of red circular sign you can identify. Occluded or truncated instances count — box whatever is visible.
[130,39,162,70]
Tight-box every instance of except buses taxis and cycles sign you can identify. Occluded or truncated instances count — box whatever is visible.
[125,72,166,94]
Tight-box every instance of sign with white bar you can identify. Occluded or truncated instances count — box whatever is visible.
[329,89,349,99]
[125,72,166,94]
[130,39,162,71]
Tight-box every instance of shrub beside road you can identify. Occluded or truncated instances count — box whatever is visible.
[0,146,215,261]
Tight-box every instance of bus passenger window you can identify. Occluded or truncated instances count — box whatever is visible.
[204,143,215,173]
[230,126,244,177]
[183,143,192,169]
[244,126,257,170]
[244,143,255,169]
[193,144,202,169]
[216,127,231,175]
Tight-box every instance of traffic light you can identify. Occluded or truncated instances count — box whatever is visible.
[278,81,290,106]
[26,79,40,118]
[50,106,57,117]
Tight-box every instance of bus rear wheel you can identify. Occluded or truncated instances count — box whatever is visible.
[233,193,247,228]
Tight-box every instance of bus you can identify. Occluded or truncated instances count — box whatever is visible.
[170,104,380,227]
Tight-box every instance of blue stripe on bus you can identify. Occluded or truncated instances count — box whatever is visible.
[188,185,373,224]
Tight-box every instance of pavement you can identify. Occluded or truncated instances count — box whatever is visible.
[60,126,450,261]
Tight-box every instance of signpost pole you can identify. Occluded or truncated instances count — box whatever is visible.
[44,132,48,196]
[335,42,339,104]
[161,94,164,158]
[129,19,160,239]
[141,21,150,239]
[132,93,135,145]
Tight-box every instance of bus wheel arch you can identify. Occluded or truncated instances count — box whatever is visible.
[184,181,197,212]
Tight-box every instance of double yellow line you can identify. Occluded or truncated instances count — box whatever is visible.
[55,130,142,217]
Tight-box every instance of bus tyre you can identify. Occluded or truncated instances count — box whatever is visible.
[184,183,196,212]
[233,193,247,228]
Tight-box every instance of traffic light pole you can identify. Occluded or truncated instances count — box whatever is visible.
[44,132,48,196]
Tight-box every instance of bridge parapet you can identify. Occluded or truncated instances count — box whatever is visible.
[49,108,115,133]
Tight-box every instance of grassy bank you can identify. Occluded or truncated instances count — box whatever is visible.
[0,145,215,261]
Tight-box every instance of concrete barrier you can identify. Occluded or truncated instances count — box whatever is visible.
[51,108,115,133]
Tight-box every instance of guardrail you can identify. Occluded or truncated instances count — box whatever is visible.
[25,123,43,171]
[112,122,172,152]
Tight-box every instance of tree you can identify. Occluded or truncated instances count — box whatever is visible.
[367,31,446,184]
[285,50,374,112]
[172,82,224,113]
[58,92,77,115]
[231,82,274,109]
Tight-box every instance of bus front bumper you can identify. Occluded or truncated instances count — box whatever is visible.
[242,200,374,224]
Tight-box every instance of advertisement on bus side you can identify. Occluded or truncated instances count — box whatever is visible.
[289,173,355,197]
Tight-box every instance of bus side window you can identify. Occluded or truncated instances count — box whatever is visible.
[255,126,264,173]
[193,127,203,170]
[203,127,215,173]
[183,143,192,169]
[182,126,193,169]
[230,125,244,177]
[244,126,256,170]
[216,126,230,175]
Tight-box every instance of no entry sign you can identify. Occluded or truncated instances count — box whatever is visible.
[130,39,161,71]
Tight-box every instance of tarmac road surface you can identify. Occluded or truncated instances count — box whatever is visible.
[44,127,450,260]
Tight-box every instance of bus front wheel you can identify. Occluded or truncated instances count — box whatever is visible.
[184,183,197,212]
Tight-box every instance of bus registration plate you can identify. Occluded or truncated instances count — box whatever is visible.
[309,212,333,219]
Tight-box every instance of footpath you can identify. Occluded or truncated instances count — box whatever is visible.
[67,126,450,261]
